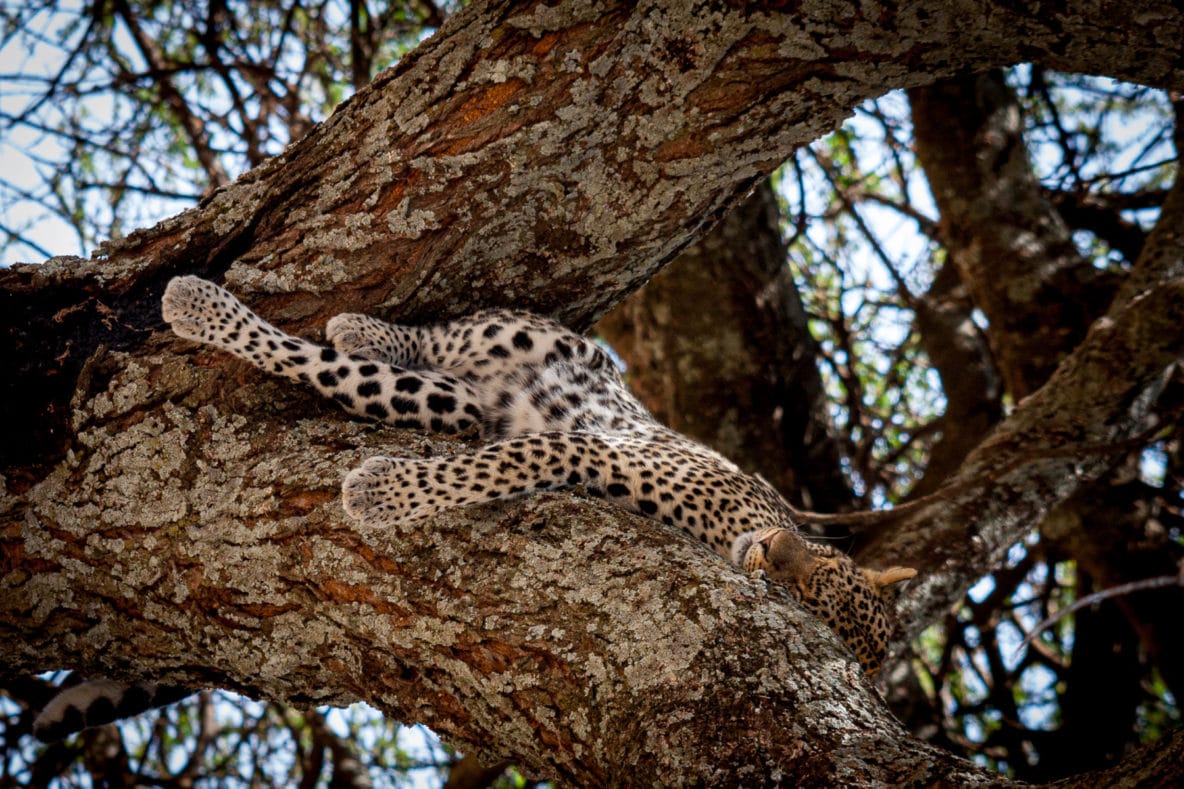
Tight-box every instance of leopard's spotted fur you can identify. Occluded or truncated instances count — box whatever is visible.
[33,276,915,740]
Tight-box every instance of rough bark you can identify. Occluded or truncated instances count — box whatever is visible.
[0,346,992,785]
[4,0,1184,784]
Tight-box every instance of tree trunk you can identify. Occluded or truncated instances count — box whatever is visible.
[596,181,853,516]
[4,0,1184,783]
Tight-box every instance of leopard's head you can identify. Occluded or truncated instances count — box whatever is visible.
[738,527,916,674]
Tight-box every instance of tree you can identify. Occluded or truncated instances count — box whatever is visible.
[3,0,1184,784]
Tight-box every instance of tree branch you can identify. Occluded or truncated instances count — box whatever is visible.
[4,0,1184,783]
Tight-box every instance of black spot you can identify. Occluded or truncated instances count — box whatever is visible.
[333,392,355,408]
[427,394,457,413]
[607,483,629,497]
[317,370,339,387]
[567,471,581,485]
[638,500,658,515]
[119,686,152,714]
[512,331,533,350]
[489,344,510,358]
[359,363,379,376]
[320,348,338,362]
[365,402,389,419]
[357,380,382,397]
[391,396,418,414]
[483,324,502,338]
[41,705,83,740]
[281,340,301,351]
[396,376,423,393]
[86,696,117,727]
[465,403,482,419]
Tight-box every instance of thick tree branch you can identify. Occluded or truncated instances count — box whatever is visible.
[3,0,1184,783]
[896,70,1182,776]
[0,345,994,784]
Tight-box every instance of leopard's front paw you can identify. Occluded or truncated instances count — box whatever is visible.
[162,276,254,347]
[326,313,400,363]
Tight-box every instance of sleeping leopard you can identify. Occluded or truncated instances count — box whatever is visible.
[32,275,915,741]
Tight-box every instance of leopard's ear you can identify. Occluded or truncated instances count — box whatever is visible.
[868,567,917,586]
[863,566,917,602]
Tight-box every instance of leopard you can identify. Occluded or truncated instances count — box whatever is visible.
[32,275,915,741]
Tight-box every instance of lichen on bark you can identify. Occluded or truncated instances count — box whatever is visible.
[5,0,1184,784]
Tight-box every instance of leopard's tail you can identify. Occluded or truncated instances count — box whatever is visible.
[33,679,193,741]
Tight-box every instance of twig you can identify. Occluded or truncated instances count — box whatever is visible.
[1014,562,1184,660]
